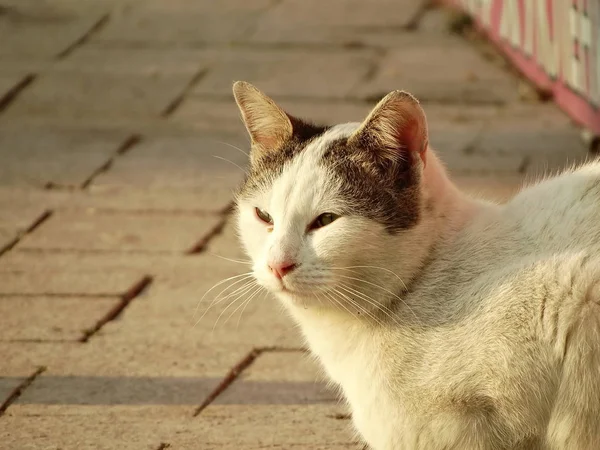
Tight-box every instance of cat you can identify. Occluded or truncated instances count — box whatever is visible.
[231,80,600,450]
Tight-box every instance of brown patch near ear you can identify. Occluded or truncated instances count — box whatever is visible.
[238,119,329,199]
[233,81,293,162]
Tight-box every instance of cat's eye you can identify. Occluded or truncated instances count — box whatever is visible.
[310,213,340,230]
[255,207,273,224]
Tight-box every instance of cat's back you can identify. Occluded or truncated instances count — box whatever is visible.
[505,159,600,253]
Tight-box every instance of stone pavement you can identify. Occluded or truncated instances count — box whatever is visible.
[0,0,591,449]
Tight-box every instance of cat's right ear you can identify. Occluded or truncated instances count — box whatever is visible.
[233,81,293,161]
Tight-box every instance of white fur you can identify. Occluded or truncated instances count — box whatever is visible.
[237,124,600,449]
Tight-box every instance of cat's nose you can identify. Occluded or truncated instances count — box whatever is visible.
[269,261,297,279]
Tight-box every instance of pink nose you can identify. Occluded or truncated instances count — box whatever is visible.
[269,261,297,279]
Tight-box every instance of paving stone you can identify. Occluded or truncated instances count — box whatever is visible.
[0,336,249,418]
[249,19,462,49]
[123,0,275,14]
[177,405,357,447]
[192,49,377,99]
[0,251,151,296]
[91,134,249,194]
[53,47,212,76]
[94,252,304,349]
[56,187,233,214]
[0,128,128,188]
[217,351,336,405]
[2,404,358,449]
[0,3,106,59]
[445,152,526,175]
[4,71,193,121]
[93,9,260,45]
[252,0,422,40]
[0,407,186,450]
[454,175,524,203]
[0,296,119,341]
[0,334,247,414]
[476,104,588,176]
[0,113,202,141]
[17,210,222,253]
[358,42,520,104]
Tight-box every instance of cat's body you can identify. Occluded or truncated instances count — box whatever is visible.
[231,81,600,449]
[294,161,600,450]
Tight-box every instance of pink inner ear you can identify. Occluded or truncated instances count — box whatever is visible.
[396,114,428,166]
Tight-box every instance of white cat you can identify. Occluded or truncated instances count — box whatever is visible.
[232,80,600,450]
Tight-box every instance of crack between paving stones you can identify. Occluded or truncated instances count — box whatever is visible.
[0,293,119,298]
[186,213,230,255]
[0,366,46,416]
[403,0,436,31]
[79,275,153,342]
[228,40,385,52]
[56,14,110,59]
[14,247,189,256]
[161,68,209,118]
[191,91,506,106]
[0,210,53,259]
[0,338,83,344]
[0,74,36,114]
[29,206,224,216]
[79,134,142,190]
[193,348,262,417]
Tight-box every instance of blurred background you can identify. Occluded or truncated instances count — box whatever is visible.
[0,0,595,448]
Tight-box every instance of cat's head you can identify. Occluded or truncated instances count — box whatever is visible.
[233,81,435,315]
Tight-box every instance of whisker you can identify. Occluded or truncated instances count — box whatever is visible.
[225,284,264,327]
[194,272,253,318]
[195,277,255,325]
[330,288,384,326]
[212,155,248,174]
[213,139,249,156]
[213,282,259,331]
[236,287,266,329]
[204,278,256,315]
[331,265,408,290]
[336,276,419,323]
[337,283,400,326]
[208,253,253,265]
[323,289,362,323]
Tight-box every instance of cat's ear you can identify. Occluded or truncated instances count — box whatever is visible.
[233,81,293,155]
[349,90,428,166]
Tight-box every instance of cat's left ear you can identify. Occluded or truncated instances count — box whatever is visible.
[349,90,428,167]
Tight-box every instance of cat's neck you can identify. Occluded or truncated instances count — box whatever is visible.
[422,149,483,243]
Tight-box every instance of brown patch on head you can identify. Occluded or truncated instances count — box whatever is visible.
[322,137,421,232]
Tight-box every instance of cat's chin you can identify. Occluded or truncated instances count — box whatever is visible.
[271,288,323,308]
